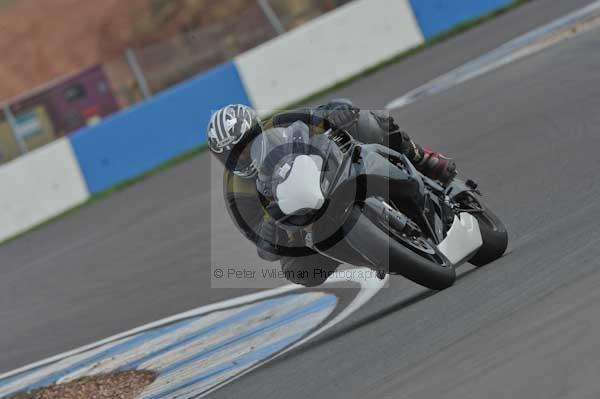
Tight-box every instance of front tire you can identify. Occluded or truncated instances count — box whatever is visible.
[462,195,508,267]
[344,205,456,290]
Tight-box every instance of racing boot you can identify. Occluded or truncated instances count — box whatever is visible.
[416,148,457,186]
[385,127,457,186]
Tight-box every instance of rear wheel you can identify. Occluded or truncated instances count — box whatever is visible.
[344,203,455,290]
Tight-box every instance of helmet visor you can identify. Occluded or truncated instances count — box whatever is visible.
[225,142,256,178]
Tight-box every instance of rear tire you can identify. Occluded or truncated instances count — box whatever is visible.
[344,205,455,290]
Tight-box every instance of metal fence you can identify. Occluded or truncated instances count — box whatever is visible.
[0,0,353,165]
[134,3,276,95]
[112,0,353,104]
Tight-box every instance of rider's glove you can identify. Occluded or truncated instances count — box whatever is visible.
[256,217,281,262]
[318,99,360,129]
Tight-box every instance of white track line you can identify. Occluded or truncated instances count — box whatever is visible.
[57,297,303,382]
[139,298,336,399]
[197,269,388,398]
[0,268,388,399]
[385,1,600,110]
[0,284,299,382]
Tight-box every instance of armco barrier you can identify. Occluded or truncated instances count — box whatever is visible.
[69,62,251,194]
[0,138,89,242]
[409,0,514,39]
[235,0,424,115]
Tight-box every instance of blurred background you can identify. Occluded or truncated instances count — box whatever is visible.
[0,0,351,164]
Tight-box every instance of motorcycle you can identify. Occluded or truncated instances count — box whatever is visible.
[250,120,508,290]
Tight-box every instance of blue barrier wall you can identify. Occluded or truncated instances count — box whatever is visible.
[70,62,251,194]
[409,0,514,39]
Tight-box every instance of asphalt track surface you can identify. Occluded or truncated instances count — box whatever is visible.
[1,0,600,397]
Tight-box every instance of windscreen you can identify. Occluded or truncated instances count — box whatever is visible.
[252,121,311,197]
[252,121,346,198]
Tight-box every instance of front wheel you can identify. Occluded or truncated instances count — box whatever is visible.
[461,194,508,267]
[344,204,456,290]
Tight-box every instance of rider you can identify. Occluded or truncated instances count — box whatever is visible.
[207,100,456,286]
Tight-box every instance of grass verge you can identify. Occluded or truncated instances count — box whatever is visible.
[0,0,529,246]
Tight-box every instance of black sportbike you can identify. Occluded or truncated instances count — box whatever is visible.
[251,121,508,290]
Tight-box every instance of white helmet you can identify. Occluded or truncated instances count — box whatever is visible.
[207,104,261,178]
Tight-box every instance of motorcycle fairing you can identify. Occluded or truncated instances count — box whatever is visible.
[437,212,483,265]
